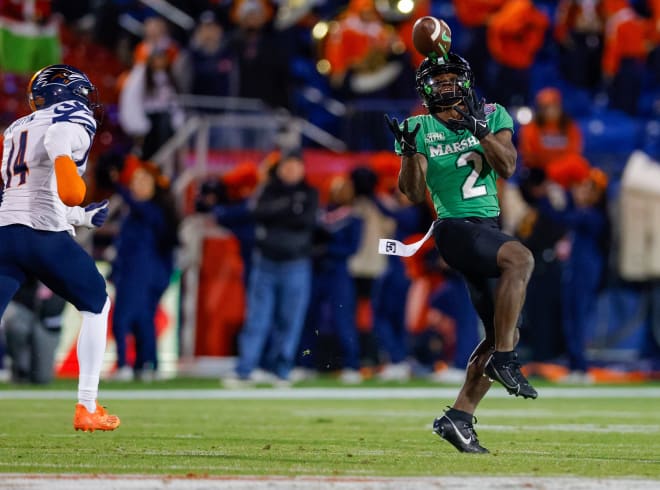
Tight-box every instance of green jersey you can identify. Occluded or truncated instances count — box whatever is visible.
[394,103,514,219]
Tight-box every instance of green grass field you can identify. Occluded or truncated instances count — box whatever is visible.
[1,381,659,479]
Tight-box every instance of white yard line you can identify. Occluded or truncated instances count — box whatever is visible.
[1,387,660,400]
[1,475,659,490]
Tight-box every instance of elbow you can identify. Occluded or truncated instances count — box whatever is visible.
[409,190,426,204]
[500,165,515,180]
[399,185,424,204]
[500,155,517,179]
[398,180,425,204]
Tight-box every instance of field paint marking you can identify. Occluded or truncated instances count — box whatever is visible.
[2,387,660,400]
[2,474,660,490]
[479,423,660,434]
[292,408,660,419]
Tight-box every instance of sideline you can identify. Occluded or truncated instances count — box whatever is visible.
[1,387,660,400]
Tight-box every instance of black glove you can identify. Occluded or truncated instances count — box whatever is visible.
[447,91,491,140]
[385,115,421,157]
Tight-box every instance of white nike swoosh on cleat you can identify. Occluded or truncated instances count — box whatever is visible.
[446,417,473,446]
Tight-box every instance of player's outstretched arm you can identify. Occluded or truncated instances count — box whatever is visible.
[398,153,428,203]
[384,115,428,203]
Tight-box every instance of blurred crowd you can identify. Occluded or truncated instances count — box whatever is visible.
[0,0,659,384]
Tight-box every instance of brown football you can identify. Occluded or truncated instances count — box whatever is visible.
[412,16,452,60]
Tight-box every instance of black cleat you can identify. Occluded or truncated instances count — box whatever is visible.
[433,413,489,454]
[484,352,538,399]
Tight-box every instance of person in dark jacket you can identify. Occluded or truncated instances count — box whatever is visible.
[227,151,319,384]
[111,160,179,382]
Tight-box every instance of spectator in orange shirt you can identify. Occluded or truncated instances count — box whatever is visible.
[518,88,583,170]
[487,0,550,106]
[554,0,606,89]
[602,0,653,114]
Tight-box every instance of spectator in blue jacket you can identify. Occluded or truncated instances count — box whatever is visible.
[111,159,179,382]
[541,161,610,383]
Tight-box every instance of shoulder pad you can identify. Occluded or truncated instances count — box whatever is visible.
[50,101,96,136]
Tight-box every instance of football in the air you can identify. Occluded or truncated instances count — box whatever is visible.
[412,16,452,60]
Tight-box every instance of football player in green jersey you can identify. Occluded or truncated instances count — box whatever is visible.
[385,53,537,454]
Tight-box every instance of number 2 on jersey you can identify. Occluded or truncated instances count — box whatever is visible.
[456,151,487,199]
[5,130,29,188]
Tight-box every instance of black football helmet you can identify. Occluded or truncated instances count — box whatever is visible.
[415,53,474,111]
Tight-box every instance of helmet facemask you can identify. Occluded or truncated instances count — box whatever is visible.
[415,54,475,113]
[420,72,472,111]
[76,84,104,125]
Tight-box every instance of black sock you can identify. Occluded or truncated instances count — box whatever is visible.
[492,350,517,363]
[446,407,473,423]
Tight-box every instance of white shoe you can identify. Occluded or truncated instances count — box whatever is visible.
[135,368,164,383]
[429,367,466,384]
[558,371,595,385]
[110,366,133,382]
[221,373,255,389]
[378,363,411,382]
[289,367,317,383]
[251,368,279,384]
[339,369,363,384]
[272,377,292,389]
[221,368,280,388]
